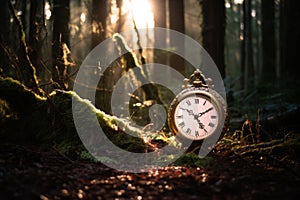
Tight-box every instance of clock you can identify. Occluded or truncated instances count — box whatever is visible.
[168,70,227,141]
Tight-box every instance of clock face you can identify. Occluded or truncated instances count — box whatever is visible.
[173,95,219,140]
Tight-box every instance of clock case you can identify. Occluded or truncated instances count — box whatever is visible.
[168,70,227,142]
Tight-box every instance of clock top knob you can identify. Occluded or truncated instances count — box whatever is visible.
[183,69,213,88]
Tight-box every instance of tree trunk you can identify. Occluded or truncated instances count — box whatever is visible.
[0,0,11,76]
[116,0,124,33]
[7,1,39,91]
[254,0,262,86]
[261,0,276,84]
[52,0,70,89]
[19,0,29,41]
[169,0,185,74]
[201,0,226,78]
[91,0,107,50]
[244,0,254,91]
[28,0,44,77]
[280,0,300,86]
[151,0,167,65]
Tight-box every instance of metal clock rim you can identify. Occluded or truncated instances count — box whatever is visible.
[168,87,226,141]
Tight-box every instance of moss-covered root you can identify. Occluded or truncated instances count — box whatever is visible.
[0,77,155,152]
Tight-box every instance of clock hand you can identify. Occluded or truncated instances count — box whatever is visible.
[179,107,195,116]
[198,107,213,117]
[195,117,208,133]
[180,107,209,133]
[180,107,206,130]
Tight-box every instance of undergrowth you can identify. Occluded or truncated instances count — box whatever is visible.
[1,77,299,168]
[0,77,182,165]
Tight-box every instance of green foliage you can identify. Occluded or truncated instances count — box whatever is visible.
[172,153,213,167]
[216,123,300,160]
[80,150,117,164]
[227,80,300,124]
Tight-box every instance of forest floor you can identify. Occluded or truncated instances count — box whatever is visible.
[0,137,299,200]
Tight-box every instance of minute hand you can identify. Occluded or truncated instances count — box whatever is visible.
[180,107,195,116]
[198,107,213,117]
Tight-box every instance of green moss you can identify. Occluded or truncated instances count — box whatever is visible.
[0,77,49,141]
[0,77,201,165]
[0,98,18,137]
[172,153,213,167]
[0,77,45,108]
[0,99,14,121]
[0,77,150,153]
[79,150,117,164]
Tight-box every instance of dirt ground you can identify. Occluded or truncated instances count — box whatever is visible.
[0,141,299,200]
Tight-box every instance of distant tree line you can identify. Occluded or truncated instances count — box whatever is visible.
[0,0,299,94]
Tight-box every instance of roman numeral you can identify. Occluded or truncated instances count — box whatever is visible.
[176,115,183,119]
[203,100,207,105]
[194,99,199,104]
[208,122,215,127]
[186,128,191,134]
[186,100,191,106]
[178,122,185,128]
[195,131,199,137]
[211,115,217,119]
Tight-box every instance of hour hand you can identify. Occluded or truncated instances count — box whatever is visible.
[198,107,213,117]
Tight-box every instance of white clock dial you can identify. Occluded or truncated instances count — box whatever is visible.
[173,95,219,140]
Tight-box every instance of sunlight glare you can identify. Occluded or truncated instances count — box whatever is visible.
[80,13,86,23]
[124,0,154,29]
[110,0,119,24]
[45,2,51,20]
[234,0,244,4]
[225,2,231,8]
[251,10,256,17]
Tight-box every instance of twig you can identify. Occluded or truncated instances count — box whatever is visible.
[131,17,146,65]
[233,139,284,152]
[236,149,300,179]
[256,108,261,143]
[8,1,39,91]
[52,146,74,163]
[261,152,300,178]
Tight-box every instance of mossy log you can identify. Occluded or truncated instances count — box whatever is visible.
[0,77,166,152]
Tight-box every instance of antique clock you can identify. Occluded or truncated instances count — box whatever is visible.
[168,70,227,141]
